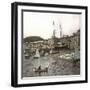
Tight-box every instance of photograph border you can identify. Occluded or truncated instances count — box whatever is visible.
[11,2,88,87]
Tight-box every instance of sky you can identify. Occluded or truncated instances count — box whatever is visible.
[23,12,81,39]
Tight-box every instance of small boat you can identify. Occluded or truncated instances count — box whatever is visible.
[32,66,48,76]
[33,49,40,59]
[25,54,30,59]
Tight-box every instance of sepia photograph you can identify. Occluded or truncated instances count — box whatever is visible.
[22,11,80,78]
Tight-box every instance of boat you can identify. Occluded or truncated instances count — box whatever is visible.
[25,53,30,59]
[33,49,40,59]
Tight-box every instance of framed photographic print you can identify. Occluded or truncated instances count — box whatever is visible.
[11,2,88,87]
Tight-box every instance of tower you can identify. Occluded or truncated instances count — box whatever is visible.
[52,21,56,38]
[51,20,57,49]
[59,24,63,38]
[53,29,56,38]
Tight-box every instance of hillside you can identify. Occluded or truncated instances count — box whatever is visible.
[24,36,44,43]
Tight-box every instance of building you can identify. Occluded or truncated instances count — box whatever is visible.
[23,21,80,56]
[69,30,80,50]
